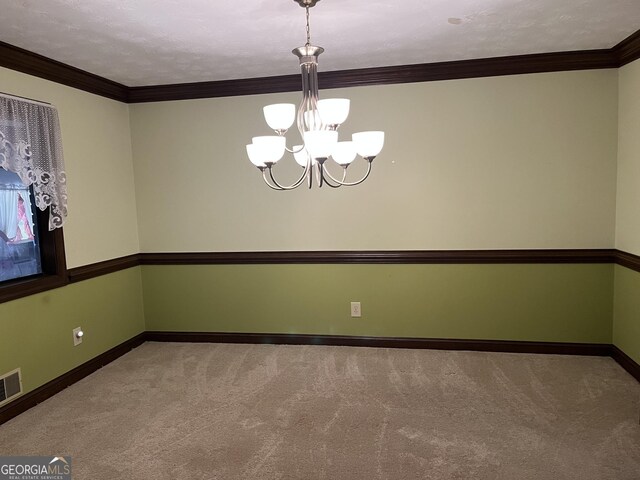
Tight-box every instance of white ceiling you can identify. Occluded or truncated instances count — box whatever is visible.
[0,0,638,87]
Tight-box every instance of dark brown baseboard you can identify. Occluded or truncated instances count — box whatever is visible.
[146,331,611,356]
[611,345,640,382]
[1,331,637,426]
[146,332,639,383]
[0,333,146,426]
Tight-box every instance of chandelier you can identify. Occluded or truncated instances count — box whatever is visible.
[246,0,385,190]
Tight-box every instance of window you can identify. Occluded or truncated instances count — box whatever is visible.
[0,93,68,303]
[0,168,42,282]
[0,166,66,302]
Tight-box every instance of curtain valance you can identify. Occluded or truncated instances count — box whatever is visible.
[0,94,67,230]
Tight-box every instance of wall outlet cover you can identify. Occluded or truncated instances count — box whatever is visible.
[73,327,83,346]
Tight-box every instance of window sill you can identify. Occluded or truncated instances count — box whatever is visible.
[0,272,68,304]
[0,220,67,305]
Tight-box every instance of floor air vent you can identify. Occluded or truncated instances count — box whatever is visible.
[0,368,22,406]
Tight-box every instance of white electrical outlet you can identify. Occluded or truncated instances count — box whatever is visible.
[72,327,84,346]
[351,302,361,318]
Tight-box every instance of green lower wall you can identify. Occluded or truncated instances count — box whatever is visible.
[0,267,146,395]
[142,264,613,343]
[613,265,640,364]
[3,262,635,400]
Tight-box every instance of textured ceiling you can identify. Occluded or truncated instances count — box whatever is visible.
[0,0,638,87]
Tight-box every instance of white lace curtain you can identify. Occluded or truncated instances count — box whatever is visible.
[0,94,67,230]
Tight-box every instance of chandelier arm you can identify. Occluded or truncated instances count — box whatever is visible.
[261,169,285,191]
[275,129,305,154]
[321,160,373,187]
[309,64,321,130]
[296,57,322,134]
[319,164,343,188]
[320,163,346,185]
[284,144,305,154]
[316,162,324,188]
[296,68,309,136]
[318,162,334,188]
[266,163,311,190]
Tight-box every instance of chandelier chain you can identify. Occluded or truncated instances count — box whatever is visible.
[305,6,311,46]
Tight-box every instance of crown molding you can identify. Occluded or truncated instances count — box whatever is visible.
[127,74,301,103]
[0,40,128,102]
[614,28,640,66]
[1,29,639,104]
[127,49,617,103]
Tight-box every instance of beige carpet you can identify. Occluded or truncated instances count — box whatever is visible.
[1,342,639,479]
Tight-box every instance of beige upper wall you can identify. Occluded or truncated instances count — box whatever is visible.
[0,66,623,261]
[0,67,139,267]
[130,69,618,252]
[615,59,640,257]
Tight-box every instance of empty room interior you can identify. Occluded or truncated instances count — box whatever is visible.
[0,0,640,478]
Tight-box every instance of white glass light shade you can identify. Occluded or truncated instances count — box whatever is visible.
[251,136,286,164]
[331,141,357,166]
[246,144,266,168]
[352,131,385,158]
[318,98,350,126]
[263,104,295,131]
[293,145,307,167]
[303,130,338,159]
